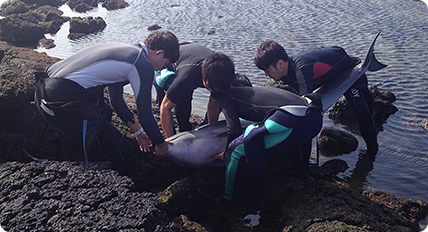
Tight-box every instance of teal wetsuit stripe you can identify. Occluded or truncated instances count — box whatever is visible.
[263,119,293,149]
[224,119,293,201]
[224,143,245,201]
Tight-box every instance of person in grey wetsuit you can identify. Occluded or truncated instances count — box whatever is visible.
[34,31,180,175]
[202,53,322,204]
[254,40,378,154]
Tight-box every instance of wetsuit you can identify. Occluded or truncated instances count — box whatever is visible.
[211,86,308,146]
[223,93,323,201]
[282,46,378,152]
[35,42,162,175]
[155,43,214,132]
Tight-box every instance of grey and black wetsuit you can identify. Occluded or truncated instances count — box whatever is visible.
[160,43,214,132]
[211,86,308,146]
[35,42,162,175]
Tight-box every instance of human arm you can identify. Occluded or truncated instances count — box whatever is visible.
[160,95,177,138]
[206,94,221,123]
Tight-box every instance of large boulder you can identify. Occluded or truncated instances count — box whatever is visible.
[0,11,46,47]
[0,0,30,16]
[318,127,359,156]
[328,84,398,125]
[68,16,106,40]
[0,6,69,47]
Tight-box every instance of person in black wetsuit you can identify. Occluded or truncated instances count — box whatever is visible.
[202,52,323,204]
[34,31,180,175]
[254,40,378,154]
[157,43,217,138]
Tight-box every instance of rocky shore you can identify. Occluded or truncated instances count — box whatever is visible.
[1,0,428,230]
[0,39,427,231]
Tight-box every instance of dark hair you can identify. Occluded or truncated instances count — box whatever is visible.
[254,40,289,71]
[202,52,235,93]
[231,73,252,87]
[144,31,180,63]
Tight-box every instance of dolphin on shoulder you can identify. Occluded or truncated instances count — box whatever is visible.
[166,120,253,167]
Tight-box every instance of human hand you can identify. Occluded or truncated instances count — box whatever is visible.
[154,140,173,157]
[136,132,152,153]
[213,152,226,162]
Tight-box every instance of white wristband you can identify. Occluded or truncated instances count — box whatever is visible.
[132,128,144,138]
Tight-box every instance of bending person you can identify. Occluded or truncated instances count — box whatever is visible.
[202,53,323,203]
[34,31,179,175]
[254,41,378,153]
[157,43,216,138]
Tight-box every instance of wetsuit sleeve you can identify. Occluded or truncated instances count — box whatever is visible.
[108,83,134,123]
[166,65,203,105]
[294,67,312,95]
[131,58,164,145]
[219,93,242,148]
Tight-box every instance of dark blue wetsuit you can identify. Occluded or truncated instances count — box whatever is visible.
[223,93,323,201]
[283,47,378,152]
[154,43,214,132]
[35,42,163,175]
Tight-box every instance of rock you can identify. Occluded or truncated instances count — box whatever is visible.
[0,0,30,16]
[74,2,93,12]
[148,24,162,31]
[0,161,170,231]
[311,159,349,178]
[328,84,398,125]
[38,37,56,48]
[68,16,106,40]
[261,79,299,94]
[67,0,97,11]
[158,177,208,220]
[0,11,46,47]
[101,0,129,11]
[422,119,428,131]
[166,215,209,232]
[0,5,69,47]
[318,127,358,155]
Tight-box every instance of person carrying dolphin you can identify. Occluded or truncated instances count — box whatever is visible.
[254,41,378,154]
[34,31,179,176]
[202,52,323,204]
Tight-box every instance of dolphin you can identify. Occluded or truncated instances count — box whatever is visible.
[166,32,387,167]
[166,120,253,167]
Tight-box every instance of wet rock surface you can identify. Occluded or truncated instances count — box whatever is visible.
[68,16,106,40]
[1,39,427,232]
[0,161,170,231]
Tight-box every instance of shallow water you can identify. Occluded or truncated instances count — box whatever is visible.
[34,0,428,204]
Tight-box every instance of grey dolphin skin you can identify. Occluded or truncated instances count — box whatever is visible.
[166,32,386,167]
[166,120,253,167]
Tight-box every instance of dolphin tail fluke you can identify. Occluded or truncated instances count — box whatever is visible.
[363,31,388,72]
[314,31,387,112]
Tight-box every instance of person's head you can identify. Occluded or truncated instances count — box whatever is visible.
[231,73,252,87]
[202,52,235,93]
[254,40,289,81]
[144,31,180,70]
